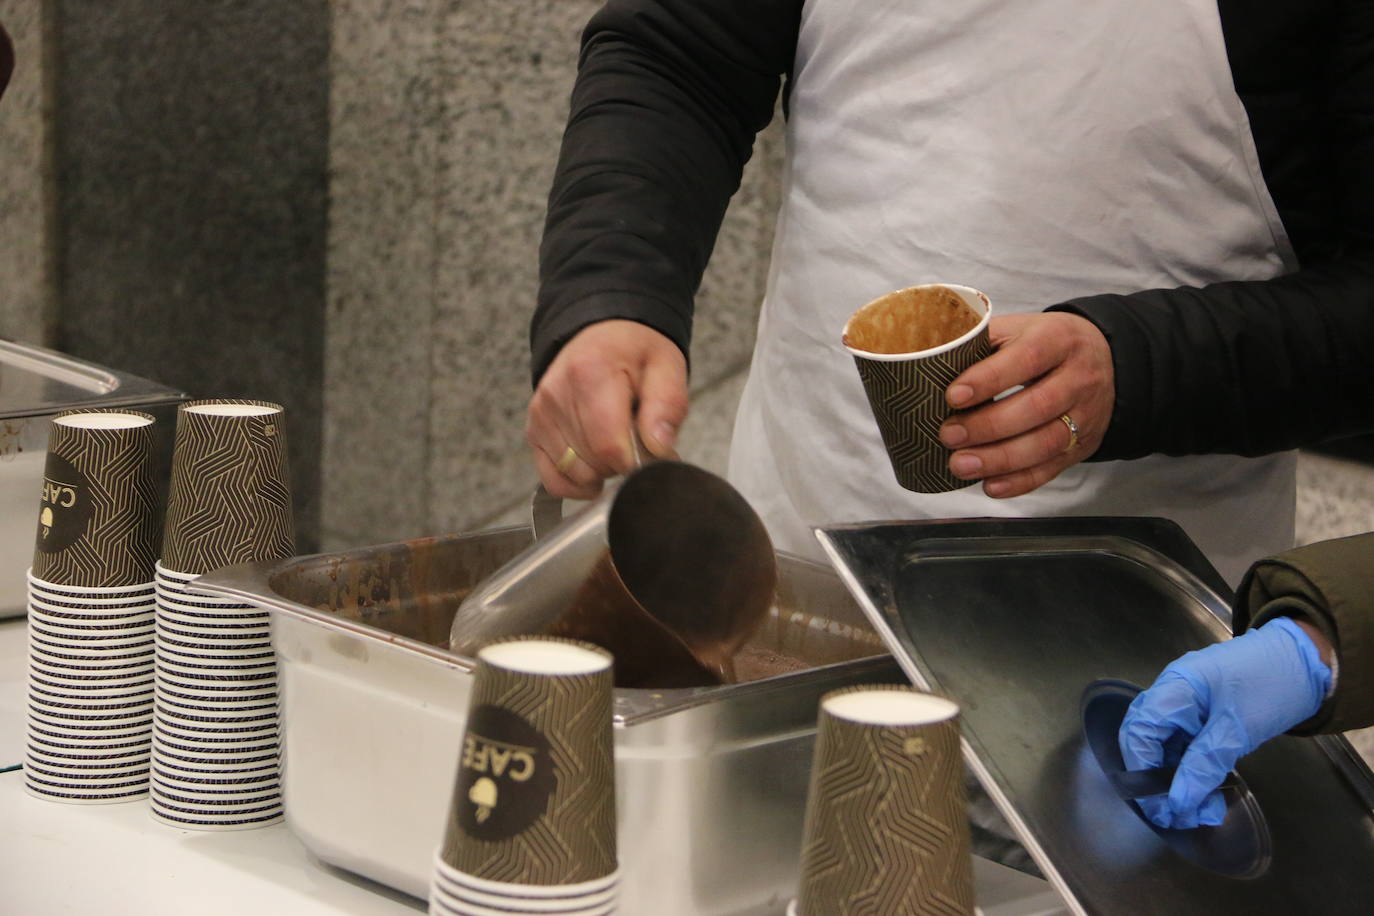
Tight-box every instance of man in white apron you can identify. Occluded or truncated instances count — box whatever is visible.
[526,0,1374,872]
[526,0,1374,590]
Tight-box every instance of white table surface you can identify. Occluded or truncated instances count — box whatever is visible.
[0,769,426,915]
[0,615,426,915]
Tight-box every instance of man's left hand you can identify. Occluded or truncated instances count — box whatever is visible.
[939,311,1114,498]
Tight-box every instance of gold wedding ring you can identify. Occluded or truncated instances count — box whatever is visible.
[1059,414,1081,453]
[555,445,580,475]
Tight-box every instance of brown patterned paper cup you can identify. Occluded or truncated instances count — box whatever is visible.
[161,400,295,576]
[439,636,617,889]
[843,284,992,493]
[32,411,162,588]
[796,685,975,916]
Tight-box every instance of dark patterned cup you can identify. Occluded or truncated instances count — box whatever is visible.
[796,685,975,916]
[160,400,294,577]
[438,636,616,893]
[32,410,161,588]
[843,284,992,493]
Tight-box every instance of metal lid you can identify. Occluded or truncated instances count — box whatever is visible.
[0,339,184,419]
[816,516,1374,915]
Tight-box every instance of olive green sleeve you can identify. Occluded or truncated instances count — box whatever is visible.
[1234,531,1374,735]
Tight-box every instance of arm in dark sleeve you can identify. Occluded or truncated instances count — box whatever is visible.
[531,0,802,383]
[1053,259,1374,460]
[1050,1,1374,461]
[1233,532,1374,735]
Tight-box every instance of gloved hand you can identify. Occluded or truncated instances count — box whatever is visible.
[1118,617,1331,830]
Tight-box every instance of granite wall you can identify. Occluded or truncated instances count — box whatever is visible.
[41,0,329,549]
[320,0,783,548]
[0,0,52,346]
[0,1,783,553]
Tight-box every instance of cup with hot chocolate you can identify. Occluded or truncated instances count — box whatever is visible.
[843,284,992,492]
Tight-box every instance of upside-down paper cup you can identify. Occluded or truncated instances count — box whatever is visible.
[160,400,294,577]
[843,284,992,493]
[32,410,162,588]
[436,637,617,897]
[794,686,975,916]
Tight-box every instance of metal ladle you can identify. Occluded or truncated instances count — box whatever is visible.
[448,435,777,688]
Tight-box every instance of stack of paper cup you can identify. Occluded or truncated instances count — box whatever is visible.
[24,409,161,804]
[149,399,294,830]
[790,686,976,916]
[431,637,618,915]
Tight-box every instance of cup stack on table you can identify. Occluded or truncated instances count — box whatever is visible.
[789,685,976,916]
[431,636,619,916]
[149,400,295,831]
[23,410,162,804]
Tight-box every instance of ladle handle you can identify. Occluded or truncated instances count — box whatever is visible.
[530,426,659,541]
[1110,765,1241,801]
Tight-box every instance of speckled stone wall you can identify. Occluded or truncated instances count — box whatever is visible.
[50,0,330,550]
[0,1,52,345]
[321,0,784,548]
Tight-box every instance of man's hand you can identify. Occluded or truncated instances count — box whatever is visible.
[938,312,1114,497]
[1118,617,1331,830]
[527,320,688,500]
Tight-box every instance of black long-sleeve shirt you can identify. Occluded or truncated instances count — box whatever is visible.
[534,0,1374,461]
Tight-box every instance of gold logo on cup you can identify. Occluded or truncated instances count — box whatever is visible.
[35,454,94,554]
[468,776,498,824]
[455,705,556,842]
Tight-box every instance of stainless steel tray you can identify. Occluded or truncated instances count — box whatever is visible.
[196,527,902,916]
[817,516,1374,916]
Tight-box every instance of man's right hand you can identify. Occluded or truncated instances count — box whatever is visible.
[526,320,689,499]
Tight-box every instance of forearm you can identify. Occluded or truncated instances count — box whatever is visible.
[1051,254,1374,460]
[532,0,801,383]
[1292,618,1335,669]
[1235,532,1374,735]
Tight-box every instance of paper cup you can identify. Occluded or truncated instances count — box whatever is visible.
[28,681,153,707]
[432,854,619,902]
[155,611,270,631]
[28,609,156,631]
[25,774,149,805]
[31,411,162,587]
[843,284,993,493]
[154,679,277,702]
[153,561,199,581]
[160,400,294,576]
[28,738,150,761]
[439,637,616,888]
[28,670,154,696]
[794,686,975,915]
[156,707,278,731]
[152,750,279,774]
[149,803,283,831]
[26,587,156,610]
[26,753,150,781]
[155,584,259,611]
[152,768,276,787]
[153,667,277,690]
[429,877,616,915]
[28,651,154,678]
[28,633,154,659]
[152,714,278,739]
[29,618,154,643]
[28,570,156,597]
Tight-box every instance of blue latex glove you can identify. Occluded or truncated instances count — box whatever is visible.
[1118,617,1331,830]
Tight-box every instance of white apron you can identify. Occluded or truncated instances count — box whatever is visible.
[728,0,1298,588]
